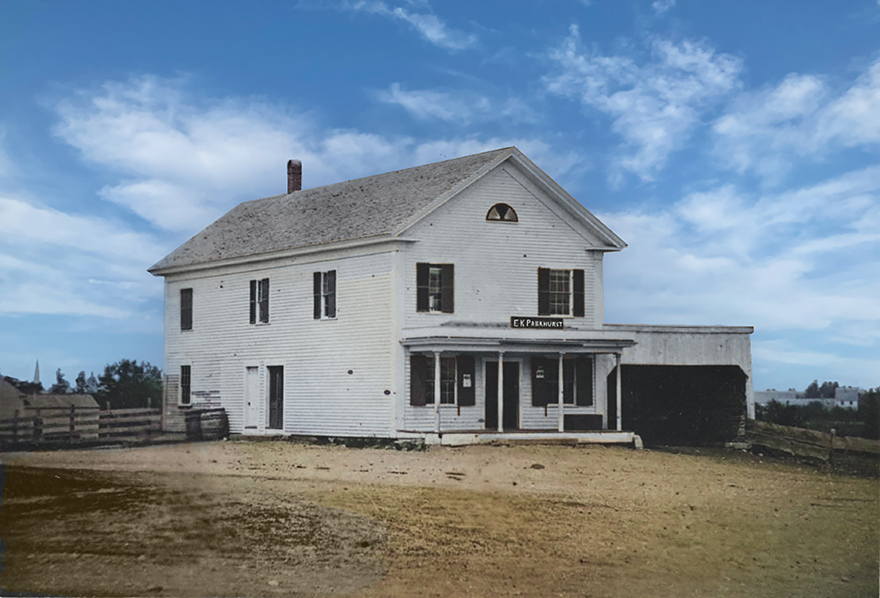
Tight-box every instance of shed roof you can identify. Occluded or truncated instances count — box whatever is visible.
[149,147,515,273]
[24,394,99,410]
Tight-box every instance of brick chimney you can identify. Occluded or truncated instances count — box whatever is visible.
[287,159,302,193]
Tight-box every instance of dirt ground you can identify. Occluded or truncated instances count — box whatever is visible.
[0,440,877,598]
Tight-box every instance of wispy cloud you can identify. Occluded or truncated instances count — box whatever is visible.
[0,195,166,318]
[712,58,880,181]
[336,1,475,50]
[54,76,576,236]
[543,26,742,184]
[375,83,539,125]
[652,0,675,15]
[600,166,880,342]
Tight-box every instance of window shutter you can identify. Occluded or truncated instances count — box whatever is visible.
[416,263,429,312]
[538,268,551,316]
[441,264,454,313]
[259,278,270,323]
[249,280,256,324]
[180,288,192,331]
[325,270,336,318]
[576,356,593,406]
[457,356,475,406]
[573,269,585,317]
[531,357,555,406]
[410,355,429,406]
[313,272,322,319]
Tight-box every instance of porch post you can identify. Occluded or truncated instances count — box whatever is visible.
[557,353,565,432]
[497,351,504,433]
[433,351,441,434]
[615,352,622,431]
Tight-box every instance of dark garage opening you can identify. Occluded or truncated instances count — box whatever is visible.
[607,365,747,446]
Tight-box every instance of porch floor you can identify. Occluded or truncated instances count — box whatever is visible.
[400,429,638,447]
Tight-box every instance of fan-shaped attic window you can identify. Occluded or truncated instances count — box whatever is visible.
[486,203,518,222]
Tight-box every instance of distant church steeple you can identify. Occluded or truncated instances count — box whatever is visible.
[34,359,40,385]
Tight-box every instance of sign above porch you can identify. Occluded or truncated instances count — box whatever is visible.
[510,316,564,330]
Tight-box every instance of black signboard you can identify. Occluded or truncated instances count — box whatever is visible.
[510,316,564,329]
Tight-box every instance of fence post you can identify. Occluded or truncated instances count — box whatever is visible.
[829,428,836,470]
[12,409,18,442]
[70,404,76,438]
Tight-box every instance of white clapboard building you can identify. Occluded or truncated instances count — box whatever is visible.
[150,147,753,445]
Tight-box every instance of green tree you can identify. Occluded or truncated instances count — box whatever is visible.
[48,368,71,394]
[804,380,820,398]
[819,381,839,398]
[75,371,87,394]
[95,359,162,410]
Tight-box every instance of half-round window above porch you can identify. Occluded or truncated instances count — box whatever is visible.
[486,203,518,222]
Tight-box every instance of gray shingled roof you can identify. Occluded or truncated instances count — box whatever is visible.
[150,147,514,272]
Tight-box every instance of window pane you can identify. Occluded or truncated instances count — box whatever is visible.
[428,266,442,312]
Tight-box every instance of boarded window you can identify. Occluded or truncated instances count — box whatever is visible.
[416,263,454,313]
[180,365,191,405]
[313,270,337,319]
[180,288,193,330]
[538,268,585,317]
[250,278,269,324]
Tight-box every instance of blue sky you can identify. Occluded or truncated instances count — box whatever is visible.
[1,0,878,391]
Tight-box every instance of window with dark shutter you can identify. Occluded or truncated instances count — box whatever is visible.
[250,278,269,324]
[538,268,585,317]
[410,355,431,406]
[416,263,454,313]
[575,356,593,406]
[180,288,193,331]
[249,280,257,324]
[259,278,269,323]
[457,356,476,406]
[531,357,556,406]
[313,271,337,319]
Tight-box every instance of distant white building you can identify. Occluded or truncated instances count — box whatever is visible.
[755,386,863,410]
[149,148,754,445]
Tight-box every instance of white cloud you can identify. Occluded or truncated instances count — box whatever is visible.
[0,195,166,318]
[652,0,675,15]
[712,58,880,180]
[376,83,490,123]
[544,27,742,183]
[54,76,581,235]
[376,83,537,125]
[339,1,475,50]
[600,167,880,339]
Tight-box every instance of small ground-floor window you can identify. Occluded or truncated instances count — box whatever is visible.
[410,355,476,407]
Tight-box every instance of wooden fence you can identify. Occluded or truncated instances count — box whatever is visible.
[0,406,162,446]
[746,420,879,475]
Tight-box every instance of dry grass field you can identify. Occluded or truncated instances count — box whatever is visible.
[1,440,877,597]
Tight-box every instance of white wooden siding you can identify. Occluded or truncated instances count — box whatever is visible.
[402,165,605,329]
[163,251,396,436]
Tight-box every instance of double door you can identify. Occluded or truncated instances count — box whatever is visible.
[485,361,520,430]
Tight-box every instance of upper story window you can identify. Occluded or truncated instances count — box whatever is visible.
[180,288,193,330]
[486,203,518,222]
[249,278,269,324]
[313,270,337,319]
[416,263,454,313]
[538,268,585,317]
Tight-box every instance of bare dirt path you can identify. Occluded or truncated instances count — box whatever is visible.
[1,441,877,597]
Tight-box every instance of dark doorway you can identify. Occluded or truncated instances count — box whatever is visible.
[268,365,284,430]
[607,365,746,446]
[485,361,520,430]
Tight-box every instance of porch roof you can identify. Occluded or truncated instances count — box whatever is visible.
[401,335,636,354]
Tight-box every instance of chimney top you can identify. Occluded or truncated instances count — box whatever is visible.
[287,159,302,193]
